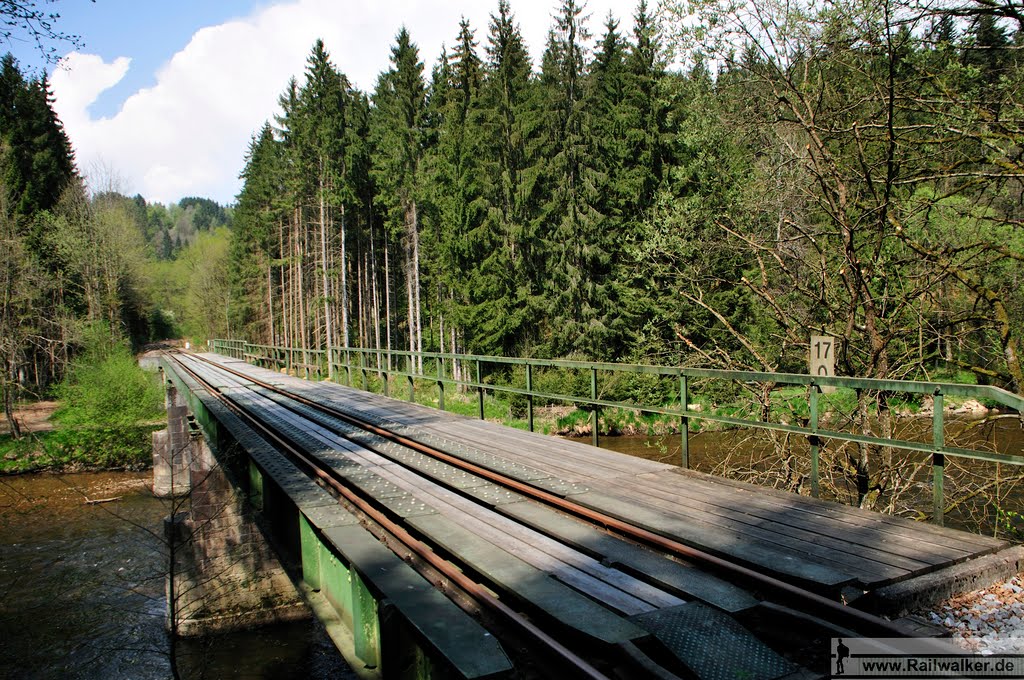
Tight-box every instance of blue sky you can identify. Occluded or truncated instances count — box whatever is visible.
[8,1,262,116]
[4,1,639,205]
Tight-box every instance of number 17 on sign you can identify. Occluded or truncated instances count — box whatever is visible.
[810,335,837,394]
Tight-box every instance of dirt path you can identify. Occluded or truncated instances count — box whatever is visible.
[0,401,58,436]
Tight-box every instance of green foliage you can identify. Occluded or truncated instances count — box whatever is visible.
[223,0,1024,417]
[0,55,75,220]
[0,426,157,474]
[54,324,163,427]
[996,508,1024,542]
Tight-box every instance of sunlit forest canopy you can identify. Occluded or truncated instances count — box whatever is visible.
[5,0,1024,421]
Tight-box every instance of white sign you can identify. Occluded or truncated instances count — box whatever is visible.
[810,335,837,393]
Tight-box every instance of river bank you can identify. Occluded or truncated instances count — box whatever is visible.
[1,401,159,475]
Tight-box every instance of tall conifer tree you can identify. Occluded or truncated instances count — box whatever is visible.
[539,0,615,358]
[371,28,427,363]
[428,19,487,356]
[477,0,539,355]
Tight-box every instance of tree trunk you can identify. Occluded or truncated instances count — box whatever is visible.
[370,212,381,354]
[296,207,307,350]
[2,375,21,440]
[384,229,393,370]
[340,204,349,349]
[266,256,275,346]
[318,164,333,360]
[279,221,289,350]
[411,199,423,371]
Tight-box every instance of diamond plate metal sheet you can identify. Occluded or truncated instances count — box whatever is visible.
[459,483,527,506]
[631,603,797,680]
[288,485,339,511]
[347,473,407,500]
[522,477,591,496]
[313,449,366,474]
[373,492,437,518]
[302,502,358,529]
[401,456,491,490]
[439,447,550,482]
[254,456,309,488]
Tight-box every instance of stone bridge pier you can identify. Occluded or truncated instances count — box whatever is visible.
[153,378,310,636]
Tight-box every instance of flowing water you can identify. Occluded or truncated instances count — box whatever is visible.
[0,472,352,680]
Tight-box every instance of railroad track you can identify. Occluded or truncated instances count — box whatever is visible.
[167,351,920,679]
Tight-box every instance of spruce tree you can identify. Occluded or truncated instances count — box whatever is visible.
[0,56,74,223]
[371,28,427,363]
[625,0,665,216]
[476,0,539,355]
[538,0,615,358]
[429,19,487,356]
[232,123,282,342]
[296,40,351,351]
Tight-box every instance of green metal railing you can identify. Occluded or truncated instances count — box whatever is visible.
[209,339,1024,526]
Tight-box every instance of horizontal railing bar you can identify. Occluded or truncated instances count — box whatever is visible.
[211,339,1024,468]
[297,344,1024,412]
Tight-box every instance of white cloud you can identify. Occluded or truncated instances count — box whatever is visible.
[48,0,635,205]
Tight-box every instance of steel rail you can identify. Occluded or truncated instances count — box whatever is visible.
[168,353,616,680]
[188,351,912,639]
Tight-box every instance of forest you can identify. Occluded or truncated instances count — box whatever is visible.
[0,48,234,430]
[228,0,1024,404]
[5,0,1024,429]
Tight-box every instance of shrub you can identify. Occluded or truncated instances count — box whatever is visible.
[54,324,163,427]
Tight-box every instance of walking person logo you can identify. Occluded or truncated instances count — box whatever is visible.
[834,638,850,675]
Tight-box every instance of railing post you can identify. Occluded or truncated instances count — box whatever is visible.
[526,364,534,433]
[476,360,484,420]
[591,367,599,448]
[360,351,367,391]
[809,384,820,498]
[679,373,690,469]
[381,354,389,398]
[437,355,446,412]
[933,391,945,526]
[408,355,415,403]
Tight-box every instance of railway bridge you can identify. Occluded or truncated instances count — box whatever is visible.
[154,349,1024,679]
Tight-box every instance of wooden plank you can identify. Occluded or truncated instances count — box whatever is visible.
[499,501,759,614]
[583,480,912,584]
[663,467,1006,553]
[424,422,647,481]
[406,513,651,645]
[376,463,684,613]
[632,470,982,562]
[463,418,671,472]
[567,489,857,590]
[605,476,941,572]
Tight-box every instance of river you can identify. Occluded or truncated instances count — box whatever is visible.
[0,472,353,680]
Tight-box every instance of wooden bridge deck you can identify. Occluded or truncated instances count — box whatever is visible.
[207,355,1010,601]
